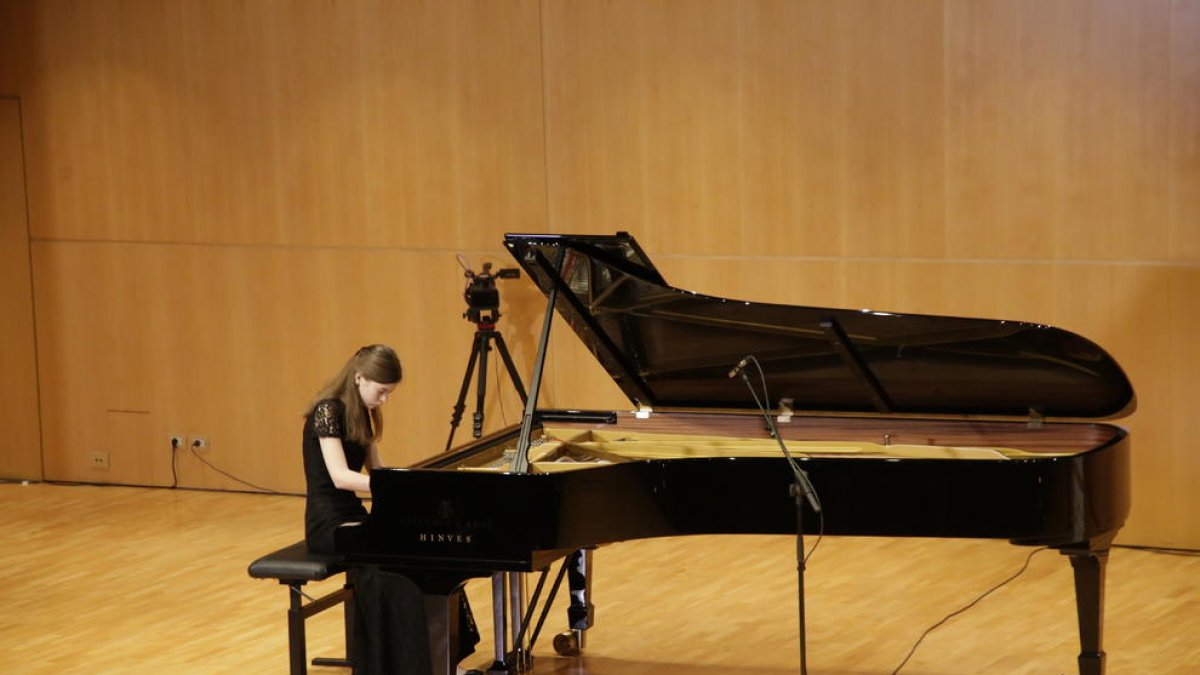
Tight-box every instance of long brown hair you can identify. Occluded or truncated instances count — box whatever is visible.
[307,344,402,446]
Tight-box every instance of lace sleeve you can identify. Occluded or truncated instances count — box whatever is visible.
[311,399,344,439]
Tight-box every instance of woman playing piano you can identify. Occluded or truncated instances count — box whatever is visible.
[302,343,399,554]
[302,344,479,674]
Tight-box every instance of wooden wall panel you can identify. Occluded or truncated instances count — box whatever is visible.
[542,0,945,259]
[1173,0,1200,262]
[20,0,546,249]
[33,241,538,491]
[1160,267,1200,545]
[0,99,42,480]
[0,5,29,95]
[945,0,1173,261]
[4,0,1198,547]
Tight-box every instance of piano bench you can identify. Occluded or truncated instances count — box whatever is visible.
[248,541,354,674]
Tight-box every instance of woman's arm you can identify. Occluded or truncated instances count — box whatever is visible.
[319,436,371,493]
[367,442,382,470]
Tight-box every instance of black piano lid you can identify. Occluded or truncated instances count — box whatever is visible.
[504,232,1136,420]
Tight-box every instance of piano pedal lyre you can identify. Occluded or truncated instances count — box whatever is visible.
[553,548,594,657]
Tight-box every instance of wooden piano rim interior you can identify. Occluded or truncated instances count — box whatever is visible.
[434,411,1125,472]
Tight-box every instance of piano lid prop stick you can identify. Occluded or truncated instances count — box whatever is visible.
[512,284,559,474]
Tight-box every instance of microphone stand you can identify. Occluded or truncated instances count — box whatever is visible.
[736,362,821,675]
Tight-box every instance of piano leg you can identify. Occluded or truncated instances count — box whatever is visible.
[509,571,527,661]
[485,572,531,675]
[488,573,508,672]
[1060,533,1115,675]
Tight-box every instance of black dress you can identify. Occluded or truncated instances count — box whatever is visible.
[301,398,477,674]
[303,398,370,554]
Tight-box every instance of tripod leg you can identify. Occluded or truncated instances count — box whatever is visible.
[473,330,491,439]
[491,333,528,404]
[445,337,482,451]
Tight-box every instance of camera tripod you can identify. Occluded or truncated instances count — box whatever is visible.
[445,318,528,451]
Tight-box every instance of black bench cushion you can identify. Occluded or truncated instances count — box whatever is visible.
[248,541,348,582]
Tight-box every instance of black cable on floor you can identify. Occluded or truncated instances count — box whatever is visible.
[892,546,1049,674]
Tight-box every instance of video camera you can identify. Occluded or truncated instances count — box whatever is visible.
[459,257,520,326]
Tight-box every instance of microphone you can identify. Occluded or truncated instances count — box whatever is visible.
[732,355,822,516]
[727,356,750,378]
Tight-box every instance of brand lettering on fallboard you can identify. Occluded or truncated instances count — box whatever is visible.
[417,532,474,544]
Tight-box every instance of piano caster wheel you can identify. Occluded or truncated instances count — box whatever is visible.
[553,629,584,657]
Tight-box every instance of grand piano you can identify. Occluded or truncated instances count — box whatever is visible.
[337,232,1133,675]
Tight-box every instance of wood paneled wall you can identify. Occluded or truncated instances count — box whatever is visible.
[0,1,1196,548]
[0,98,42,480]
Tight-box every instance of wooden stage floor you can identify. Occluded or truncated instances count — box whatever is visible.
[1,482,1196,674]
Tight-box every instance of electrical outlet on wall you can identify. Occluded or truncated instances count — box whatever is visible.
[89,451,110,469]
[169,434,185,451]
[190,436,209,451]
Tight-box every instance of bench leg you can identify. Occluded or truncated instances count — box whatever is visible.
[287,583,309,675]
[343,583,355,664]
[286,581,353,673]
[311,583,354,669]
